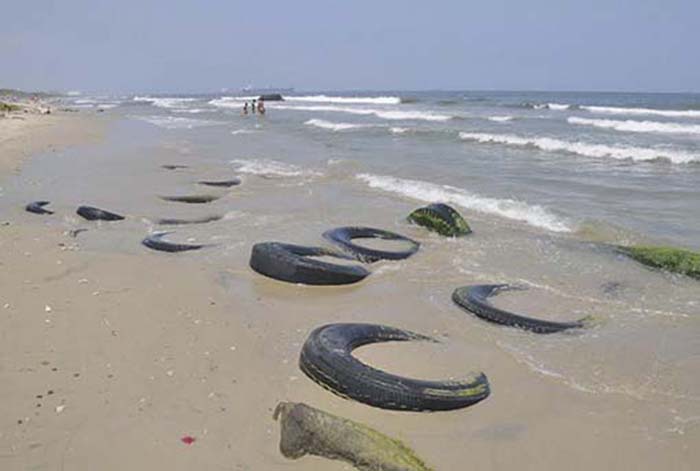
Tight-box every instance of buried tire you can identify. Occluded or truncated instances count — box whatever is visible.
[249,242,369,285]
[408,203,471,237]
[299,323,490,411]
[322,226,420,263]
[452,284,592,334]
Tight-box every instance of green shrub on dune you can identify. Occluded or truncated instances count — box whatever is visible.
[619,245,700,279]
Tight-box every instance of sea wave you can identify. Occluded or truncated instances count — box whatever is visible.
[356,173,572,232]
[488,115,515,122]
[287,95,401,105]
[230,158,322,177]
[133,115,222,130]
[568,117,700,135]
[134,96,197,109]
[520,102,573,110]
[304,119,378,131]
[268,104,453,122]
[208,96,259,108]
[459,132,699,164]
[582,105,700,119]
[390,127,410,134]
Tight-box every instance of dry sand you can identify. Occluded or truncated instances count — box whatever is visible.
[1,109,698,471]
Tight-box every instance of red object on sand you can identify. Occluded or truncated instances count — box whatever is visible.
[181,435,196,445]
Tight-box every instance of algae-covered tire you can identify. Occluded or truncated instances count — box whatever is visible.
[408,203,471,237]
[26,201,54,215]
[617,245,700,280]
[322,227,420,263]
[249,242,369,285]
[76,205,125,221]
[299,323,490,411]
[452,284,591,334]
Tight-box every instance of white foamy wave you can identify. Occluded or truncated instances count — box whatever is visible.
[568,117,700,135]
[488,115,514,122]
[208,96,259,108]
[305,119,377,131]
[390,127,410,134]
[356,174,572,232]
[546,103,571,111]
[133,115,223,130]
[459,132,699,164]
[270,104,452,122]
[582,105,700,119]
[287,95,401,105]
[133,96,197,109]
[230,159,322,177]
[231,129,256,135]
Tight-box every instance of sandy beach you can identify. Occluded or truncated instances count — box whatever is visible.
[1,95,699,471]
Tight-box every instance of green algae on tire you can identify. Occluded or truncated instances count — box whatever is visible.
[407,203,471,237]
[618,245,700,279]
[273,402,433,471]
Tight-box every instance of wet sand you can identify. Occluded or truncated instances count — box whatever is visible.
[1,112,698,470]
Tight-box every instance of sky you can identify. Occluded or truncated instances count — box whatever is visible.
[1,0,698,93]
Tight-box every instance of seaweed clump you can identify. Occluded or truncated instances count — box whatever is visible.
[408,203,471,237]
[619,245,700,279]
[273,402,433,471]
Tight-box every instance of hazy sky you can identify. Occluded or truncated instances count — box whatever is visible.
[2,0,698,93]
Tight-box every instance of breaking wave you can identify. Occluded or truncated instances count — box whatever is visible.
[459,132,699,164]
[568,117,700,135]
[356,173,572,232]
[304,119,379,131]
[133,96,197,109]
[265,104,453,122]
[488,115,515,122]
[581,105,700,119]
[287,95,401,105]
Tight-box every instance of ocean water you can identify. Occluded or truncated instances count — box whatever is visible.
[4,90,700,468]
[76,90,700,246]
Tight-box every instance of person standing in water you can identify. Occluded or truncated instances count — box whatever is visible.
[257,98,266,115]
[251,99,257,114]
[242,102,249,115]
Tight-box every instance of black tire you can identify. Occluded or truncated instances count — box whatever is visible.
[322,227,420,263]
[26,201,54,215]
[142,232,205,253]
[76,205,125,221]
[249,242,370,285]
[197,178,241,188]
[299,323,490,411]
[452,284,591,334]
[159,195,220,204]
[156,215,223,225]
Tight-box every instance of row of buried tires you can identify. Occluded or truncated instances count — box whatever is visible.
[24,168,242,252]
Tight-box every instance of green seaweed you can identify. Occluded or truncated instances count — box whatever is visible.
[274,402,433,471]
[408,204,471,237]
[0,101,22,113]
[619,245,700,279]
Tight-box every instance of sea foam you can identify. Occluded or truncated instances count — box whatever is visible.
[356,173,572,232]
[305,119,378,131]
[568,117,700,135]
[230,158,322,177]
[133,96,197,109]
[459,132,699,164]
[581,105,700,119]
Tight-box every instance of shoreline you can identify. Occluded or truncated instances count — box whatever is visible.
[1,102,698,470]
